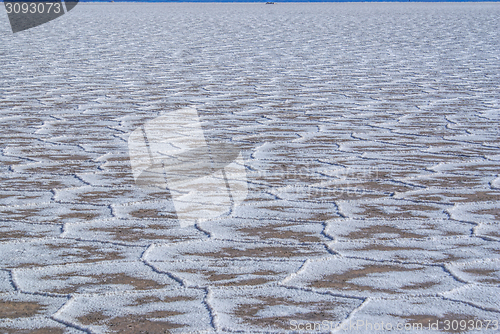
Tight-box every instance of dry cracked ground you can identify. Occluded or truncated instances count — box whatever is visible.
[0,2,499,334]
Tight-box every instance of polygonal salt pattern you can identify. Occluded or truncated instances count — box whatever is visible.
[430,160,500,176]
[0,190,54,206]
[0,293,76,333]
[330,236,500,264]
[53,289,211,334]
[211,286,363,332]
[448,259,500,285]
[231,199,341,222]
[0,221,62,242]
[14,261,180,295]
[443,285,500,312]
[0,318,80,334]
[111,200,179,220]
[337,198,452,219]
[53,185,173,206]
[75,170,136,188]
[283,257,464,298]
[1,2,500,333]
[151,260,304,288]
[145,240,331,262]
[475,223,500,241]
[3,142,102,165]
[448,201,500,224]
[347,297,500,334]
[0,239,144,269]
[325,218,473,241]
[10,160,103,175]
[63,218,207,246]
[0,202,112,225]
[198,217,329,243]
[394,188,500,204]
[396,172,492,189]
[0,172,85,191]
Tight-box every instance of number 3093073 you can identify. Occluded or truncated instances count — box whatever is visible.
[5,2,61,14]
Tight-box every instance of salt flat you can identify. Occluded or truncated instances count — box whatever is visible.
[0,2,499,333]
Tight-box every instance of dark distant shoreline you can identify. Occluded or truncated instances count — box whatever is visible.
[2,0,498,2]
[46,0,500,2]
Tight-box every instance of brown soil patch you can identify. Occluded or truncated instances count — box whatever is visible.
[311,264,420,294]
[234,296,344,330]
[58,211,100,221]
[230,277,271,286]
[237,224,322,242]
[127,295,196,307]
[21,162,100,175]
[181,268,279,286]
[187,245,323,259]
[461,268,499,284]
[89,224,182,242]
[182,268,237,282]
[0,230,32,242]
[78,310,183,333]
[406,191,500,204]
[0,193,45,201]
[346,180,413,194]
[0,207,43,221]
[344,225,425,240]
[372,170,421,180]
[74,245,129,263]
[254,173,327,187]
[356,204,442,219]
[314,189,386,201]
[0,206,103,223]
[427,253,470,264]
[409,175,485,188]
[462,267,496,276]
[254,202,338,221]
[308,210,340,222]
[87,171,135,184]
[102,155,131,163]
[39,272,167,294]
[31,153,95,162]
[74,187,169,205]
[479,228,500,239]
[358,243,425,252]
[240,134,300,144]
[43,244,128,264]
[75,189,136,203]
[473,208,500,221]
[130,209,177,219]
[400,281,439,290]
[0,177,78,191]
[278,185,388,202]
[0,301,45,318]
[449,164,499,174]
